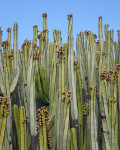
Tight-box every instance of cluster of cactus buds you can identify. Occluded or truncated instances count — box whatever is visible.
[33,25,37,28]
[43,29,49,33]
[57,47,65,61]
[67,14,72,20]
[109,69,118,81]
[96,52,100,63]
[109,96,117,103]
[74,60,79,70]
[83,103,89,116]
[93,34,97,38]
[116,64,120,70]
[42,13,47,17]
[6,27,11,32]
[33,42,37,47]
[2,41,7,46]
[36,106,49,130]
[100,71,111,82]
[43,35,46,41]
[84,30,90,35]
[47,133,52,149]
[99,15,102,19]
[22,41,28,47]
[100,69,118,82]
[33,50,39,60]
[61,91,72,104]
[0,96,10,117]
[36,107,52,148]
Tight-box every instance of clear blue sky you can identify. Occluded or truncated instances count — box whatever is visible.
[1,0,120,53]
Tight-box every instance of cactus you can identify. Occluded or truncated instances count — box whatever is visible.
[35,67,49,105]
[36,106,51,150]
[13,105,30,150]
[0,14,120,150]
[0,96,10,150]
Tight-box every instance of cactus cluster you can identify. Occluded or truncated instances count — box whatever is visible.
[0,13,120,150]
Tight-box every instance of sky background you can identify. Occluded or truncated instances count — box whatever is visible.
[1,0,120,54]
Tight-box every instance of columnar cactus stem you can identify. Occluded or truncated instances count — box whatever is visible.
[76,32,87,92]
[36,107,51,150]
[74,60,83,148]
[33,25,38,44]
[56,32,63,150]
[67,14,78,121]
[0,14,120,150]
[13,105,29,150]
[110,30,115,68]
[0,96,10,150]
[49,42,57,116]
[42,13,47,31]
[7,27,11,53]
[13,23,18,74]
[114,42,118,64]
[89,86,98,150]
[35,67,49,105]
[0,28,2,61]
[70,128,78,150]
[38,32,45,67]
[98,16,104,51]
[104,24,109,56]
[118,30,120,62]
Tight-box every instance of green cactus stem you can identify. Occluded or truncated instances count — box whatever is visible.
[70,128,78,150]
[35,67,49,105]
[36,107,51,150]
[13,105,28,150]
[89,86,98,150]
[0,96,10,150]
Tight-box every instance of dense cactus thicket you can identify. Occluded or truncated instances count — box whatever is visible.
[0,13,120,150]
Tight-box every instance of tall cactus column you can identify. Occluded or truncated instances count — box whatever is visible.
[55,30,63,150]
[67,14,80,149]
[67,14,78,124]
[0,96,10,150]
[0,24,20,150]
[13,23,19,74]
[13,105,29,150]
[36,107,52,150]
[89,86,98,150]
[42,13,50,84]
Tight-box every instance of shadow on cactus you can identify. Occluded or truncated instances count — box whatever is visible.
[35,67,49,106]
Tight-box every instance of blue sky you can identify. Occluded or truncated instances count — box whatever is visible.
[1,0,120,53]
